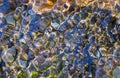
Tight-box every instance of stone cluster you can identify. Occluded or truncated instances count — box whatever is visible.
[0,0,120,78]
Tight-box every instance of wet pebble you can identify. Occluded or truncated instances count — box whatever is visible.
[6,14,15,25]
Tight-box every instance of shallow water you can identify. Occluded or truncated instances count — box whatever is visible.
[0,0,120,78]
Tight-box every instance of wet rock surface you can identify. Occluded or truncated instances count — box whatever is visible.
[0,0,120,78]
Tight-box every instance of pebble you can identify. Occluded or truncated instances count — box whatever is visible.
[2,46,17,62]
[6,14,15,25]
[71,13,80,25]
[51,18,60,30]
[80,11,88,20]
[18,59,28,68]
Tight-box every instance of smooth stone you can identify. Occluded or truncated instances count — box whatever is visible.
[71,13,80,25]
[6,14,15,25]
[51,22,60,30]
[80,12,88,20]
[58,21,70,32]
[28,9,36,15]
[18,59,28,68]
[2,47,17,63]
[90,16,97,24]
[39,21,47,32]
[21,18,28,25]
[51,18,60,30]
[33,56,46,68]
[3,53,14,63]
[29,15,47,32]
[19,38,26,44]
[0,1,12,14]
[21,4,27,11]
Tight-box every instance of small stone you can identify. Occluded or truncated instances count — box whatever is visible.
[113,66,120,78]
[18,59,28,68]
[6,14,15,25]
[90,16,97,24]
[19,38,26,44]
[71,13,80,25]
[21,4,27,11]
[29,15,48,33]
[80,11,88,20]
[2,47,17,63]
[28,9,35,15]
[58,21,70,32]
[51,18,60,30]
[33,56,46,68]
[21,18,28,25]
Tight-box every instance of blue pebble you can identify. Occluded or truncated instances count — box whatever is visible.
[0,1,11,14]
[21,19,28,25]
[90,16,97,24]
[64,47,71,54]
[1,60,6,67]
[58,21,70,32]
[19,32,24,39]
